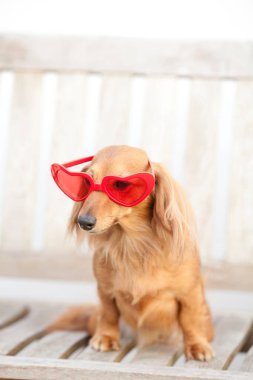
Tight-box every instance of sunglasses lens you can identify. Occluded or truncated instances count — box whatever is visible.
[105,177,147,205]
[56,170,91,200]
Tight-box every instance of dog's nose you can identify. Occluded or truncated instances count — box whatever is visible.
[78,215,97,231]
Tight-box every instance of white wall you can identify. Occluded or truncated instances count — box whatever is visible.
[0,0,253,40]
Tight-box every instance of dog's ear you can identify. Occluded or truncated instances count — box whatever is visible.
[151,163,196,255]
[68,164,91,238]
[68,201,82,235]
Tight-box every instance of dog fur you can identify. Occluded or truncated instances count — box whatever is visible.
[48,145,214,361]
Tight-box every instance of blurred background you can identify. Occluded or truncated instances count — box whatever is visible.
[0,0,252,287]
[1,0,253,39]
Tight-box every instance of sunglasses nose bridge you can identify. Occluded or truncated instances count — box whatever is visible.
[94,183,102,191]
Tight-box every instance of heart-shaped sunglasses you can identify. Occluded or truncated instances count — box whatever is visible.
[51,155,155,207]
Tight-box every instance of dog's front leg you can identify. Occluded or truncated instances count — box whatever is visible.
[90,286,120,352]
[178,284,215,361]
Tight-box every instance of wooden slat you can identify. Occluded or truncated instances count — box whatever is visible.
[0,71,14,240]
[181,79,221,262]
[140,76,177,164]
[43,73,88,254]
[0,304,66,355]
[228,352,247,371]
[226,81,253,264]
[17,331,88,359]
[74,324,135,362]
[1,35,253,79]
[240,346,253,372]
[0,253,94,281]
[96,74,131,148]
[0,72,43,253]
[0,355,252,380]
[1,256,253,293]
[129,343,180,366]
[185,314,252,370]
[0,303,28,329]
[203,264,253,292]
[74,340,134,362]
[0,278,97,306]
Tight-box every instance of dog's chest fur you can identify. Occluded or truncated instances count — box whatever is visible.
[112,266,175,303]
[109,261,183,332]
[92,225,198,334]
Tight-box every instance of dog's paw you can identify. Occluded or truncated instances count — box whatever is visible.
[185,341,215,361]
[89,334,120,352]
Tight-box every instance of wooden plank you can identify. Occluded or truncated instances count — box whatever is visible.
[181,79,221,263]
[0,278,253,316]
[0,278,97,304]
[140,76,177,164]
[0,253,94,281]
[17,331,89,359]
[203,264,253,292]
[0,72,43,253]
[0,256,253,293]
[1,35,253,78]
[0,302,28,329]
[73,323,135,362]
[228,352,247,371]
[74,334,134,362]
[129,343,181,366]
[0,71,14,240]
[0,304,66,355]
[0,355,252,380]
[226,81,253,264]
[75,341,134,362]
[96,74,131,148]
[240,346,253,372]
[43,73,88,254]
[185,314,252,370]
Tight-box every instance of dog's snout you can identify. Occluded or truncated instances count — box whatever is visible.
[78,215,97,231]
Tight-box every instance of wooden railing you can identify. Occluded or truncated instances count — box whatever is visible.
[0,35,252,275]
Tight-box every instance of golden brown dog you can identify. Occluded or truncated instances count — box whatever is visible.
[49,145,214,361]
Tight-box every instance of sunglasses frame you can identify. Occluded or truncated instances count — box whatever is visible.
[51,155,155,207]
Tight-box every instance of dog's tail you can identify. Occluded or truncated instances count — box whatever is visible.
[46,304,98,335]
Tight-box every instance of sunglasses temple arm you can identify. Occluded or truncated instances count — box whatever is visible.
[63,155,94,168]
[148,160,155,176]
[62,156,154,175]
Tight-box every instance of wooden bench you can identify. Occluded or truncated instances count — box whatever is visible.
[0,35,252,379]
[0,296,253,379]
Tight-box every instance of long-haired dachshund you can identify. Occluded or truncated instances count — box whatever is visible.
[49,145,214,361]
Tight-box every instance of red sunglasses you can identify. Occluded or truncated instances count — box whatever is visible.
[51,155,155,207]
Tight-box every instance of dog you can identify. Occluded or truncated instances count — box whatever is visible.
[49,145,214,361]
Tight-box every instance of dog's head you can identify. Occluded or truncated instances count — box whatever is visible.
[69,145,152,234]
[69,145,195,253]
